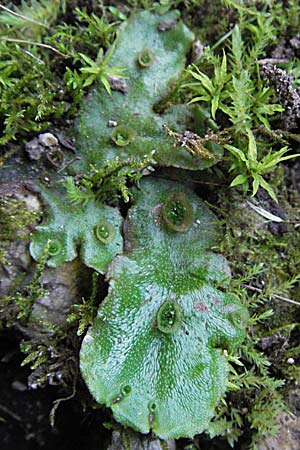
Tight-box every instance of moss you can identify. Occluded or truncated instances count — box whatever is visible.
[201,162,300,448]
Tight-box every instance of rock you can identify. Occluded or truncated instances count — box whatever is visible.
[11,380,27,391]
[0,241,32,297]
[107,75,129,94]
[107,120,118,127]
[56,132,76,152]
[33,261,83,326]
[288,388,300,415]
[0,178,81,327]
[25,138,45,161]
[0,182,41,299]
[106,430,175,450]
[38,132,58,147]
[192,39,204,61]
[258,413,300,450]
[290,35,300,53]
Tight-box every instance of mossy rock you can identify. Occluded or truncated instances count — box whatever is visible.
[80,178,247,439]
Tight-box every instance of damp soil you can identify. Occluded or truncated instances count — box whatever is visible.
[0,331,112,450]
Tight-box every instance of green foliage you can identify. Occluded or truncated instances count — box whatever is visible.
[225,129,299,201]
[0,1,64,37]
[44,5,121,60]
[184,21,282,131]
[19,319,76,389]
[205,290,286,449]
[15,242,49,322]
[1,3,298,448]
[248,390,286,450]
[0,40,66,144]
[187,52,229,121]
[208,182,300,448]
[0,241,49,326]
[29,187,123,273]
[21,342,50,369]
[64,156,154,205]
[182,13,299,200]
[221,0,300,38]
[75,46,127,93]
[67,272,100,336]
[74,7,121,48]
[80,177,248,439]
[45,4,126,101]
[0,2,121,144]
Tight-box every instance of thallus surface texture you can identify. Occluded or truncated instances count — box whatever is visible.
[73,10,222,173]
[29,187,123,274]
[80,178,248,439]
[30,10,222,273]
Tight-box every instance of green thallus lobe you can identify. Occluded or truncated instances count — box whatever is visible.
[80,178,248,439]
[73,9,223,173]
[27,9,247,441]
[30,190,123,273]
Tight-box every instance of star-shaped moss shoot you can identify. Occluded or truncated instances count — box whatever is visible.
[80,178,248,439]
[73,11,223,174]
[29,188,123,273]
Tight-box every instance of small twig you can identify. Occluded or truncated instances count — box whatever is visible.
[22,49,44,65]
[258,58,291,65]
[1,37,68,58]
[275,129,300,144]
[0,404,22,422]
[49,381,76,427]
[254,125,289,146]
[272,293,300,306]
[57,156,81,174]
[191,180,227,187]
[244,284,300,307]
[255,125,300,145]
[162,124,230,160]
[0,4,51,30]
